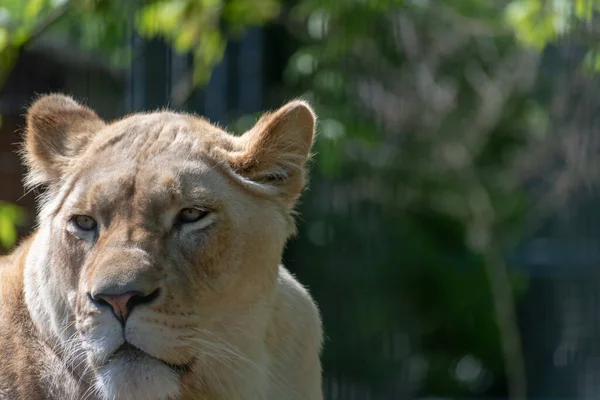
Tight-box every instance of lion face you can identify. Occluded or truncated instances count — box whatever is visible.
[21,95,315,400]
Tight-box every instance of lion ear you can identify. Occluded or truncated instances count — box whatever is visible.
[227,100,316,206]
[24,94,105,188]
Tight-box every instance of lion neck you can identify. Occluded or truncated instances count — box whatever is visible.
[0,235,88,399]
[25,233,92,399]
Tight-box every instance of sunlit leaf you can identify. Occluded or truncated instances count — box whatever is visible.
[0,216,17,249]
[575,0,593,21]
[0,28,7,51]
[505,0,555,49]
[23,0,45,21]
[224,0,280,28]
[0,202,25,250]
[173,21,198,52]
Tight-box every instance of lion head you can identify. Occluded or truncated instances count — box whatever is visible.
[21,94,317,399]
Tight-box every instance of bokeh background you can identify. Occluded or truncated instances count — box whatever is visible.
[3,0,600,398]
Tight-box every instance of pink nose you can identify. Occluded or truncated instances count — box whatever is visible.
[90,287,160,325]
[93,292,137,324]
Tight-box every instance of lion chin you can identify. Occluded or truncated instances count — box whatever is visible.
[94,343,182,400]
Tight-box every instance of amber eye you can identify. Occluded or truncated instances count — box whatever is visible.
[72,215,97,231]
[178,208,208,224]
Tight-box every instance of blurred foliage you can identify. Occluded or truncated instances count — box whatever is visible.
[0,0,597,397]
[506,0,597,47]
[0,0,598,90]
[0,202,25,250]
[281,0,560,397]
[505,0,600,74]
[0,0,280,88]
[134,0,279,84]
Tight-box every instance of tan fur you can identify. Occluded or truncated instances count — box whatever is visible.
[0,94,323,400]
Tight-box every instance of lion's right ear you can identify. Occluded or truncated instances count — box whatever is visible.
[24,94,105,188]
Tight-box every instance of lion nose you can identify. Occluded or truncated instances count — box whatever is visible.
[90,289,160,325]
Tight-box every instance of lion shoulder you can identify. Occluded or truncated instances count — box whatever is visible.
[0,237,82,400]
[265,266,323,399]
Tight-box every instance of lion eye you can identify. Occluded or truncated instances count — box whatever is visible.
[178,208,208,224]
[72,215,97,231]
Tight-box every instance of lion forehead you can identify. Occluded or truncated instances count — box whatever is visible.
[61,117,234,215]
[84,112,232,160]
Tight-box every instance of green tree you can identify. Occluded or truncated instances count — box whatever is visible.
[282,1,539,397]
[0,0,281,92]
[506,0,600,73]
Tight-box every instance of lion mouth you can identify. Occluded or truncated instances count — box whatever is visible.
[112,342,191,374]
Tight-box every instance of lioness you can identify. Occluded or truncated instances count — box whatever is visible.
[0,94,322,400]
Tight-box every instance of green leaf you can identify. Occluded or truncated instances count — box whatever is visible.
[575,0,593,21]
[583,50,600,75]
[23,0,45,21]
[505,0,555,49]
[0,216,17,249]
[0,202,24,250]
[0,27,7,51]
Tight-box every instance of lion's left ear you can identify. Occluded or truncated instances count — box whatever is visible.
[227,100,316,206]
[24,94,105,188]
